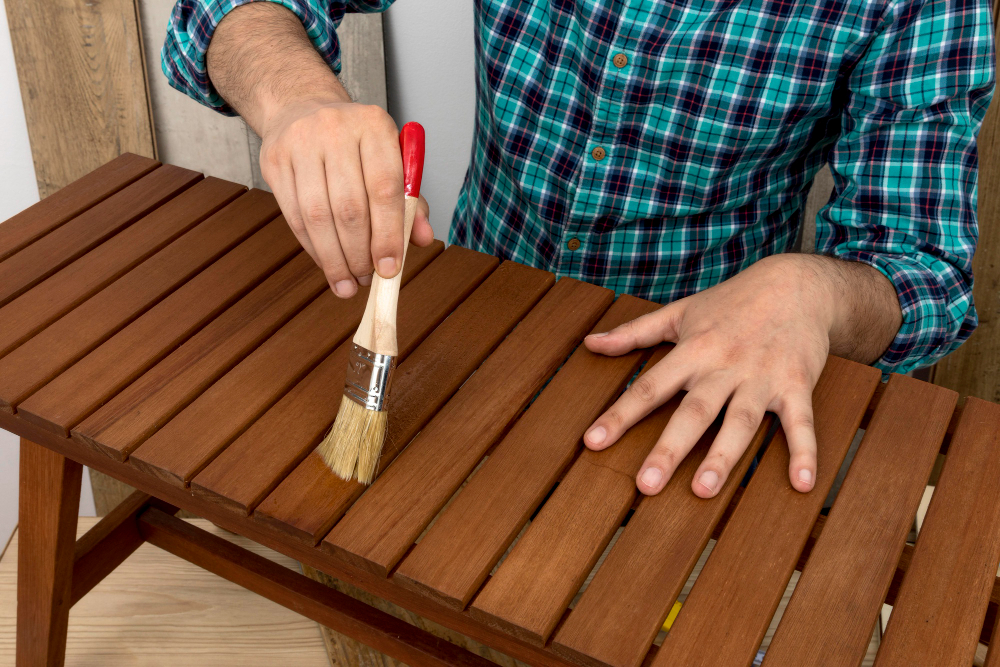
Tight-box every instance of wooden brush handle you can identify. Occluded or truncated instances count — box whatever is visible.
[353,197,418,355]
[353,122,425,356]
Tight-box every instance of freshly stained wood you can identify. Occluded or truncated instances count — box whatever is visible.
[72,252,327,460]
[0,178,244,357]
[762,375,958,666]
[551,422,773,667]
[873,397,1000,666]
[0,153,157,262]
[0,190,279,412]
[394,295,658,610]
[652,356,880,667]
[0,165,200,308]
[253,261,555,543]
[18,219,301,436]
[324,279,614,577]
[190,247,500,515]
[126,242,443,487]
[469,347,673,646]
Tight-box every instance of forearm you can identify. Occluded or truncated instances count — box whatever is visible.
[207,2,349,136]
[803,254,903,365]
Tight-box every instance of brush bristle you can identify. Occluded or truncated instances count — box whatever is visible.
[317,395,388,484]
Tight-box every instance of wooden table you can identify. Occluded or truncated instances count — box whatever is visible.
[3,154,1000,667]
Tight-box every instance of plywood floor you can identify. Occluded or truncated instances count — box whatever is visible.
[0,517,329,666]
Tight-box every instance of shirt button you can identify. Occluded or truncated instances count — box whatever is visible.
[567,237,581,251]
[613,53,628,68]
[591,146,606,161]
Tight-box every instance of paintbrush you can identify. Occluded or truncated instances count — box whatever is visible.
[319,122,425,484]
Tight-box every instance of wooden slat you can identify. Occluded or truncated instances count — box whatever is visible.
[190,247,502,514]
[125,241,443,487]
[0,165,200,308]
[0,178,245,358]
[17,219,301,435]
[137,509,498,667]
[468,347,673,646]
[0,189,279,413]
[873,397,1000,666]
[71,252,327,460]
[651,356,880,667]
[252,261,556,543]
[551,423,774,667]
[761,374,957,666]
[323,278,614,577]
[988,614,1000,667]
[0,153,157,261]
[394,295,658,610]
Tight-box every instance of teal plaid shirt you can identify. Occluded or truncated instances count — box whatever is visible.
[162,0,995,373]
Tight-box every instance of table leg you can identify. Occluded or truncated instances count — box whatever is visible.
[16,438,81,667]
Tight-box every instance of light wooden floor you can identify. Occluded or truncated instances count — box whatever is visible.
[0,518,330,666]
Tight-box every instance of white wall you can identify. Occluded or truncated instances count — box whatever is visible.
[0,0,96,548]
[383,1,476,241]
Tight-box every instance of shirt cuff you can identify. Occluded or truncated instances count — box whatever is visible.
[161,0,343,115]
[832,250,976,375]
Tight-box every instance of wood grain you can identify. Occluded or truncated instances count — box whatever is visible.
[15,439,81,667]
[139,509,497,667]
[0,153,157,262]
[71,252,327,459]
[4,0,155,199]
[468,347,673,646]
[125,241,442,486]
[323,279,613,577]
[762,374,957,666]
[551,422,774,667]
[17,220,301,436]
[651,356,880,667]
[0,177,244,358]
[393,295,659,610]
[873,397,1000,666]
[0,165,200,308]
[252,261,555,543]
[0,189,279,412]
[190,247,500,515]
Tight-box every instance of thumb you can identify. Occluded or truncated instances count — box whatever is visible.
[410,195,434,247]
[585,300,684,356]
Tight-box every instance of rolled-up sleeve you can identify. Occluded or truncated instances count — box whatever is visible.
[816,0,995,373]
[161,0,394,115]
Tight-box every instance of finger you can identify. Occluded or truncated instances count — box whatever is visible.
[690,386,768,498]
[776,391,817,493]
[263,155,319,263]
[359,113,405,278]
[584,355,689,451]
[326,148,376,281]
[637,380,732,495]
[411,195,434,247]
[293,155,356,298]
[585,301,684,357]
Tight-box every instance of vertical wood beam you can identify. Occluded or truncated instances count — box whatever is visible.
[16,439,81,667]
[4,0,156,198]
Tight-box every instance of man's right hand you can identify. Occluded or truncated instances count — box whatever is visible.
[207,2,433,299]
[259,100,433,298]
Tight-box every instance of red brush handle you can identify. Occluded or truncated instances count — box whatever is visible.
[399,122,425,199]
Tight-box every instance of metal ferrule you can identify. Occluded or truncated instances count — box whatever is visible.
[343,343,396,411]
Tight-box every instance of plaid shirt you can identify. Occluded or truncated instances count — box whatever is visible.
[162,0,994,373]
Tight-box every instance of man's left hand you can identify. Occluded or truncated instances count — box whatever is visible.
[582,253,902,498]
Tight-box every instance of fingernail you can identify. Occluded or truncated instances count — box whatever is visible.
[334,280,356,298]
[377,257,397,277]
[640,467,662,488]
[798,469,813,487]
[586,426,606,446]
[589,332,609,338]
[357,274,372,286]
[697,470,719,493]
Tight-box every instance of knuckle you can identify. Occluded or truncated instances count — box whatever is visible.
[678,396,712,423]
[654,446,680,472]
[707,450,735,472]
[628,376,658,404]
[334,199,369,230]
[302,200,333,226]
[604,408,626,431]
[370,177,404,204]
[729,406,759,430]
[786,411,815,431]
